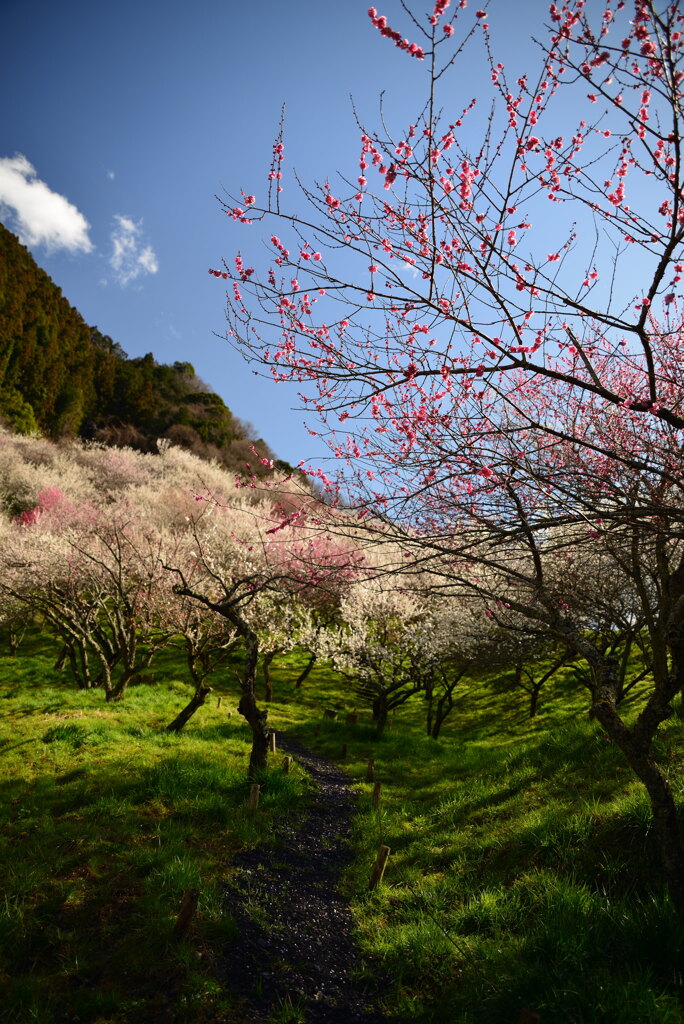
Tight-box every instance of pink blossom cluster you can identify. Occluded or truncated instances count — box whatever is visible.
[269,140,285,191]
[367,8,425,58]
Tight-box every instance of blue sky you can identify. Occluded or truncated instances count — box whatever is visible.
[1,0,579,465]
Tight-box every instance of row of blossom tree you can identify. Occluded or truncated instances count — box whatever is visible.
[0,428,626,755]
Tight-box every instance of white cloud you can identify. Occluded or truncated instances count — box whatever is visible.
[109,214,159,286]
[0,154,93,253]
[106,170,115,181]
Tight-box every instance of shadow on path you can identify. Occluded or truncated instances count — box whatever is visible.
[220,733,392,1023]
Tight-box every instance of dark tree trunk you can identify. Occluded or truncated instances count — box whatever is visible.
[9,622,26,657]
[295,652,317,689]
[228,609,269,776]
[529,683,542,718]
[605,721,684,916]
[590,653,684,918]
[167,684,213,733]
[431,691,453,739]
[54,644,70,671]
[430,669,466,739]
[169,578,270,777]
[372,693,388,733]
[107,648,155,702]
[69,636,94,690]
[520,654,568,719]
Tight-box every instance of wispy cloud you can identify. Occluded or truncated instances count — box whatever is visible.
[0,154,93,253]
[109,214,159,286]
[106,170,115,181]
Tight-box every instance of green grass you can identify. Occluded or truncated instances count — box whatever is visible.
[2,632,684,1023]
[0,632,310,1024]
[276,656,684,1023]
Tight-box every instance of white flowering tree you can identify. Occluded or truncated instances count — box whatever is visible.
[316,578,454,731]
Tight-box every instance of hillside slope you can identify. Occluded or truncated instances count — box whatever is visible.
[0,223,281,472]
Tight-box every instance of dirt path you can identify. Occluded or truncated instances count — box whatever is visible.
[219,733,392,1023]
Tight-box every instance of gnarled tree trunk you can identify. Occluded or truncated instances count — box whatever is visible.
[167,683,213,733]
[295,652,317,689]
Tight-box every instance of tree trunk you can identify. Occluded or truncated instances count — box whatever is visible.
[431,691,453,739]
[169,581,269,778]
[9,622,26,657]
[637,756,684,917]
[262,649,277,702]
[295,652,316,689]
[69,636,93,690]
[54,644,70,671]
[233,620,269,776]
[372,693,388,733]
[590,656,684,918]
[167,684,213,733]
[529,683,542,718]
[430,669,466,739]
[240,686,270,777]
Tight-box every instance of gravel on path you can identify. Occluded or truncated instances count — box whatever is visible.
[219,733,393,1023]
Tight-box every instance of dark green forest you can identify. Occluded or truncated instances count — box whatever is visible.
[0,223,279,472]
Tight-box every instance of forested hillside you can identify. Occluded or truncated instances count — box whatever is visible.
[0,223,279,471]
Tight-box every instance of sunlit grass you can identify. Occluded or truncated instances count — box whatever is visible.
[274,650,684,1023]
[0,631,309,1024]
[2,631,684,1022]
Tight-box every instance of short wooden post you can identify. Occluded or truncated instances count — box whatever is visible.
[283,755,293,773]
[227,711,233,718]
[216,696,222,708]
[248,783,260,812]
[345,711,359,725]
[369,845,390,890]
[172,888,199,937]
[269,731,277,753]
[518,1011,541,1024]
[366,758,375,782]
[341,743,348,759]
[372,781,382,808]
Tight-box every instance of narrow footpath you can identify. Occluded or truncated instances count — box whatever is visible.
[219,734,392,1024]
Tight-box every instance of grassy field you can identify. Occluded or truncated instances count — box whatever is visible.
[279,655,684,1023]
[1,631,684,1022]
[0,633,310,1023]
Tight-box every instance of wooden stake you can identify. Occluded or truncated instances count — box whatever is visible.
[172,888,199,938]
[369,845,390,890]
[269,731,277,753]
[366,758,375,782]
[216,696,222,708]
[372,781,382,808]
[248,783,260,812]
[283,755,293,773]
[341,743,348,759]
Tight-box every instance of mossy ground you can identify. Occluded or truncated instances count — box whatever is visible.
[1,632,683,1023]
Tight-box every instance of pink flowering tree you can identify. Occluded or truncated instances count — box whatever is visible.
[214,1,684,911]
[164,495,345,774]
[263,524,366,691]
